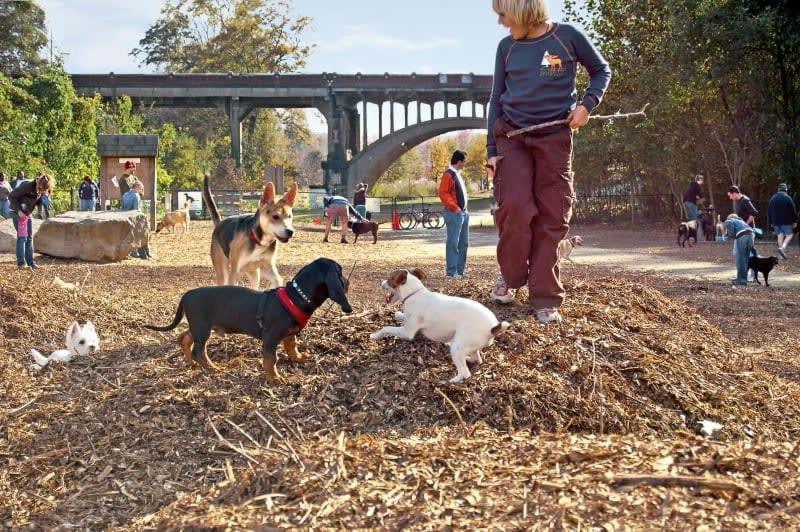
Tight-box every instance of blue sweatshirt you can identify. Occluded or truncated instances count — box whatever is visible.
[487,23,612,158]
[767,191,797,226]
[724,217,754,239]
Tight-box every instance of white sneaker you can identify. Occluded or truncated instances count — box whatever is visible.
[778,246,787,259]
[490,276,515,304]
[536,307,563,324]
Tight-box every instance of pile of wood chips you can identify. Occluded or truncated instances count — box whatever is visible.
[2,239,799,528]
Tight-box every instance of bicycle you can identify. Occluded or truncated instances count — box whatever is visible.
[398,205,444,230]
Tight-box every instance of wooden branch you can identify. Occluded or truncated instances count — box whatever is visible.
[9,396,39,415]
[435,387,466,428]
[507,104,650,138]
[209,417,260,465]
[611,474,745,493]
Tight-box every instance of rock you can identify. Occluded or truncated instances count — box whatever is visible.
[34,210,150,262]
[0,217,42,253]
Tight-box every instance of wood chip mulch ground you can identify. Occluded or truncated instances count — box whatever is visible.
[2,224,799,529]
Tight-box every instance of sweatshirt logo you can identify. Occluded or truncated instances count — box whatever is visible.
[539,51,566,78]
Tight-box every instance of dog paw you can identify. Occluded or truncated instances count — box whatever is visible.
[265,372,285,384]
[449,374,469,384]
[467,353,482,364]
[369,331,382,340]
[393,311,405,322]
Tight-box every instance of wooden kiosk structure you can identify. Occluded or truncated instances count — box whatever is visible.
[97,135,159,230]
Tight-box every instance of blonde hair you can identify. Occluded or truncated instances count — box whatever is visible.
[36,174,52,191]
[492,0,550,27]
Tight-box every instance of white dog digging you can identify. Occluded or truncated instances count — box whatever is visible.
[371,269,509,383]
[31,321,100,368]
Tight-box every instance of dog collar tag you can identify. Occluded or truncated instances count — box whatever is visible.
[278,287,310,329]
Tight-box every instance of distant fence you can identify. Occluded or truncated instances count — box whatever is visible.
[40,188,772,231]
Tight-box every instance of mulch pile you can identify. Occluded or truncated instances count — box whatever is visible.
[3,241,800,528]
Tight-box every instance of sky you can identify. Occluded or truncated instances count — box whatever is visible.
[37,0,567,133]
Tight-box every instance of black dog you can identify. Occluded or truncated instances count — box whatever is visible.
[145,258,352,382]
[678,220,697,247]
[699,212,715,241]
[748,255,780,287]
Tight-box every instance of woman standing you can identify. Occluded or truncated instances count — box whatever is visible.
[9,174,52,269]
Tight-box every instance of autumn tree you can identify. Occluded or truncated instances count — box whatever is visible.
[131,0,314,187]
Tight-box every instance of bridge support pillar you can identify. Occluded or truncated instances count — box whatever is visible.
[361,94,368,151]
[320,96,350,194]
[224,97,254,167]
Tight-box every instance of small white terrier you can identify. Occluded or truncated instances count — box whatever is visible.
[31,321,100,368]
[371,269,509,383]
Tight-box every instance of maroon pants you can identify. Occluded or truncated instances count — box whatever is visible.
[493,119,575,309]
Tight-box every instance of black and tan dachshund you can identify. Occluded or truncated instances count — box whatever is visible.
[146,258,352,382]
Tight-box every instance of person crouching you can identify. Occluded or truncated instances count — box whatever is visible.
[725,214,755,288]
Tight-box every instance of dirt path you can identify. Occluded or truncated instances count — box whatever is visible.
[408,225,800,288]
[572,245,800,287]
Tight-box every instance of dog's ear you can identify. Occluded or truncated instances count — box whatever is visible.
[388,270,408,288]
[326,270,353,314]
[260,182,276,207]
[66,321,81,344]
[410,268,427,280]
[83,321,96,334]
[282,183,298,207]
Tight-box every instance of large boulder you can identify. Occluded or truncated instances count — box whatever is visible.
[34,210,149,262]
[0,217,42,253]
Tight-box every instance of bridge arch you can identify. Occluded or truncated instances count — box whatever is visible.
[346,117,486,192]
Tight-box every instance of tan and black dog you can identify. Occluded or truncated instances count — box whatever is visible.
[203,175,297,289]
[348,219,386,244]
[146,258,352,382]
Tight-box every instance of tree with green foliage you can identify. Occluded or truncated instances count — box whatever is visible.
[0,67,99,191]
[131,0,315,187]
[131,0,312,74]
[564,0,800,204]
[0,0,48,77]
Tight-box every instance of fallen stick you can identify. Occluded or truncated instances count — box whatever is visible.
[9,396,39,415]
[209,417,260,465]
[507,104,649,138]
[435,387,466,428]
[611,474,745,493]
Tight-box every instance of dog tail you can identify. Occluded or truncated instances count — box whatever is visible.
[203,174,221,226]
[31,349,49,367]
[491,321,510,336]
[145,298,186,332]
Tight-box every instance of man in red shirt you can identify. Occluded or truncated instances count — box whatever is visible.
[438,150,469,278]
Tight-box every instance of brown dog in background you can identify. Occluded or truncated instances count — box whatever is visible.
[156,203,190,235]
[348,220,386,244]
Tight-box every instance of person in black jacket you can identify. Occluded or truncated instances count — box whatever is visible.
[9,174,52,268]
[78,176,100,211]
[727,186,758,227]
[767,183,797,258]
[683,175,704,222]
